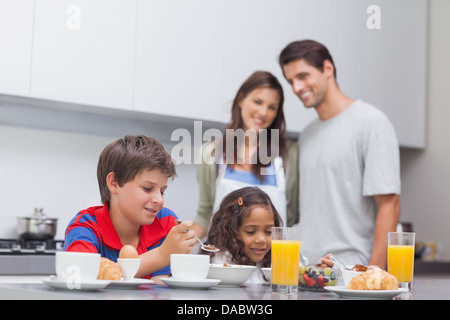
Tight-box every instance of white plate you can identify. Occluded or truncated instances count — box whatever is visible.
[324,286,409,299]
[160,277,221,289]
[106,278,154,289]
[41,276,110,291]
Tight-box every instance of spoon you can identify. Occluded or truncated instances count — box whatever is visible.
[329,255,351,270]
[194,235,220,253]
[175,220,220,253]
[300,253,308,266]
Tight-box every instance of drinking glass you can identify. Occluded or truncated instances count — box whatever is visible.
[388,232,415,291]
[271,227,301,294]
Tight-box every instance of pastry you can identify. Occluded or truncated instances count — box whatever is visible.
[97,257,122,280]
[347,269,398,290]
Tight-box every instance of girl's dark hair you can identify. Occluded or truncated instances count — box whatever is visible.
[97,135,176,203]
[223,71,287,180]
[203,187,283,267]
[279,39,337,79]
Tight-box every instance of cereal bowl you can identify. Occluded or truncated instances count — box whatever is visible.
[207,264,256,287]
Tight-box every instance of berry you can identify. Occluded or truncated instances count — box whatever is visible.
[302,273,316,287]
[298,265,338,289]
[317,274,325,288]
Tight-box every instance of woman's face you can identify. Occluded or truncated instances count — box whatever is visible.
[239,87,280,132]
[238,206,274,264]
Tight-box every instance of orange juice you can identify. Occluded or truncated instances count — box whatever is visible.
[388,244,415,282]
[271,240,301,286]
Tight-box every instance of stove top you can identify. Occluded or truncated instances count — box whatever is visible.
[0,238,64,255]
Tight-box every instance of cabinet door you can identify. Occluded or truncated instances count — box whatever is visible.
[221,0,317,133]
[30,0,136,109]
[0,0,34,96]
[134,0,226,121]
[362,0,427,149]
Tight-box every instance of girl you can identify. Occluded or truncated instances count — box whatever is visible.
[192,71,299,239]
[202,186,283,284]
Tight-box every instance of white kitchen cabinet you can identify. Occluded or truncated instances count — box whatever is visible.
[220,0,317,133]
[0,0,34,96]
[280,0,427,148]
[29,0,136,109]
[133,0,226,121]
[0,0,428,149]
[361,0,428,149]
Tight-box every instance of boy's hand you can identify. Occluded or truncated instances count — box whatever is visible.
[160,220,196,257]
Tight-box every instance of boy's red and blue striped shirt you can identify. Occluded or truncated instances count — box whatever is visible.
[63,203,178,278]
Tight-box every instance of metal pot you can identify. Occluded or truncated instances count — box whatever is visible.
[16,208,58,240]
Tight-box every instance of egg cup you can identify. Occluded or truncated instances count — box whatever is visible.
[117,258,141,281]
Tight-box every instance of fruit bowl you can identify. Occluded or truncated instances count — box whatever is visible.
[299,265,341,291]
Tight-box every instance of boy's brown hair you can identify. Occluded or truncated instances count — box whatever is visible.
[97,135,176,203]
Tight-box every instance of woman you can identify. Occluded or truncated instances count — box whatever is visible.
[192,71,299,238]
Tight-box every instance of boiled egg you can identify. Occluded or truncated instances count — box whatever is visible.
[119,245,139,259]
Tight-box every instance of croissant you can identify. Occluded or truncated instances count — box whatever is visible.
[97,257,122,280]
[347,269,398,290]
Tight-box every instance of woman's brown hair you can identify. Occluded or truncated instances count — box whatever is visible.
[223,71,287,180]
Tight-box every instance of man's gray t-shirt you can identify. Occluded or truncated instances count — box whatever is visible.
[299,100,401,265]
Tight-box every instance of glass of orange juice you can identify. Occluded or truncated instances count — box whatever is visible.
[388,232,415,291]
[271,227,301,294]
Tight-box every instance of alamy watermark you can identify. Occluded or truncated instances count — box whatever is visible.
[170,121,279,175]
[65,265,82,289]
[367,4,381,30]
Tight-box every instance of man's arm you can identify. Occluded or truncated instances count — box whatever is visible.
[369,194,400,269]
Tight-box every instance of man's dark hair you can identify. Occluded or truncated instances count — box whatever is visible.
[279,39,337,79]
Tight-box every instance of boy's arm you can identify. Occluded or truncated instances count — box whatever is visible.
[135,220,196,278]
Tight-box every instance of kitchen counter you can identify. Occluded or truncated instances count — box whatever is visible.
[0,275,448,301]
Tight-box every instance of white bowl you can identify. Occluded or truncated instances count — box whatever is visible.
[341,269,362,287]
[261,267,271,281]
[207,264,256,286]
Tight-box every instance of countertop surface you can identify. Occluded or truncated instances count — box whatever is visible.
[0,275,447,301]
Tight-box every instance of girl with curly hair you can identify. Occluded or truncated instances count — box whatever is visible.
[202,187,283,283]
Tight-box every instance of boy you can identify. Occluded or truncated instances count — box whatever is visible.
[64,135,195,282]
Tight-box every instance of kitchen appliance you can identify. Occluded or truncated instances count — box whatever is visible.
[0,238,64,255]
[0,238,64,274]
[16,208,58,240]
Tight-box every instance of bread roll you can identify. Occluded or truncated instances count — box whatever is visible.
[97,257,122,280]
[347,269,398,290]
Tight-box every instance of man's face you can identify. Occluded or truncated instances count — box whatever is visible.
[282,59,330,109]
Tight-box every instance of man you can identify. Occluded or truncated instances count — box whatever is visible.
[279,40,400,268]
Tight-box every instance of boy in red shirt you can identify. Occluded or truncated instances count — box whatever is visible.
[64,135,195,283]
